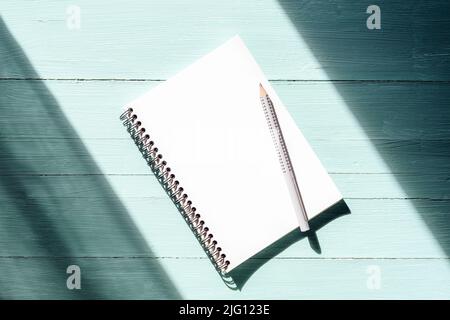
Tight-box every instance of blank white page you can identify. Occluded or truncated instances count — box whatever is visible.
[126,36,342,272]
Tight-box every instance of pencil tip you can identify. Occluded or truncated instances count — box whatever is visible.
[259,83,267,97]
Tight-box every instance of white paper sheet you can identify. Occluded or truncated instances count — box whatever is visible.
[126,36,342,272]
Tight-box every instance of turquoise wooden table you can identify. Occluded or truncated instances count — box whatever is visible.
[1,0,449,299]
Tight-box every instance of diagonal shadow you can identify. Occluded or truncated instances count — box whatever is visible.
[277,0,450,256]
[229,200,350,289]
[0,17,181,299]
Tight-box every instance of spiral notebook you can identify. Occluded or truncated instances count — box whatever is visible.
[121,36,342,274]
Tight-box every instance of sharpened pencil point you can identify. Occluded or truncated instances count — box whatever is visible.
[259,83,267,97]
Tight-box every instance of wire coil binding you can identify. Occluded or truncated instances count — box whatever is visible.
[120,107,230,273]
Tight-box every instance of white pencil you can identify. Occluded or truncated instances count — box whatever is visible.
[259,84,310,232]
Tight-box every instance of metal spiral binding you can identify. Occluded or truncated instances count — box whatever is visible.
[120,107,231,273]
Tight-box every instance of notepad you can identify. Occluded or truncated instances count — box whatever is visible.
[121,36,342,273]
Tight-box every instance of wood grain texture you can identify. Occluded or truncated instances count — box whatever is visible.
[1,258,449,299]
[1,81,449,176]
[1,193,448,258]
[2,81,450,141]
[0,0,449,80]
[1,138,449,175]
[0,0,449,299]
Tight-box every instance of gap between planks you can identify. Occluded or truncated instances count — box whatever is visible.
[1,78,450,84]
[0,256,448,260]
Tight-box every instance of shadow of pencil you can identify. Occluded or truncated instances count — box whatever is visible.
[228,200,350,290]
[121,106,351,290]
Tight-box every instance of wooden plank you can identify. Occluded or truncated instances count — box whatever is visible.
[1,1,449,80]
[1,193,448,259]
[1,257,449,299]
[0,173,447,200]
[1,138,449,175]
[0,257,181,299]
[1,80,449,141]
[1,80,450,176]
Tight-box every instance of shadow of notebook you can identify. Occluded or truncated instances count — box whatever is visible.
[122,35,345,284]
